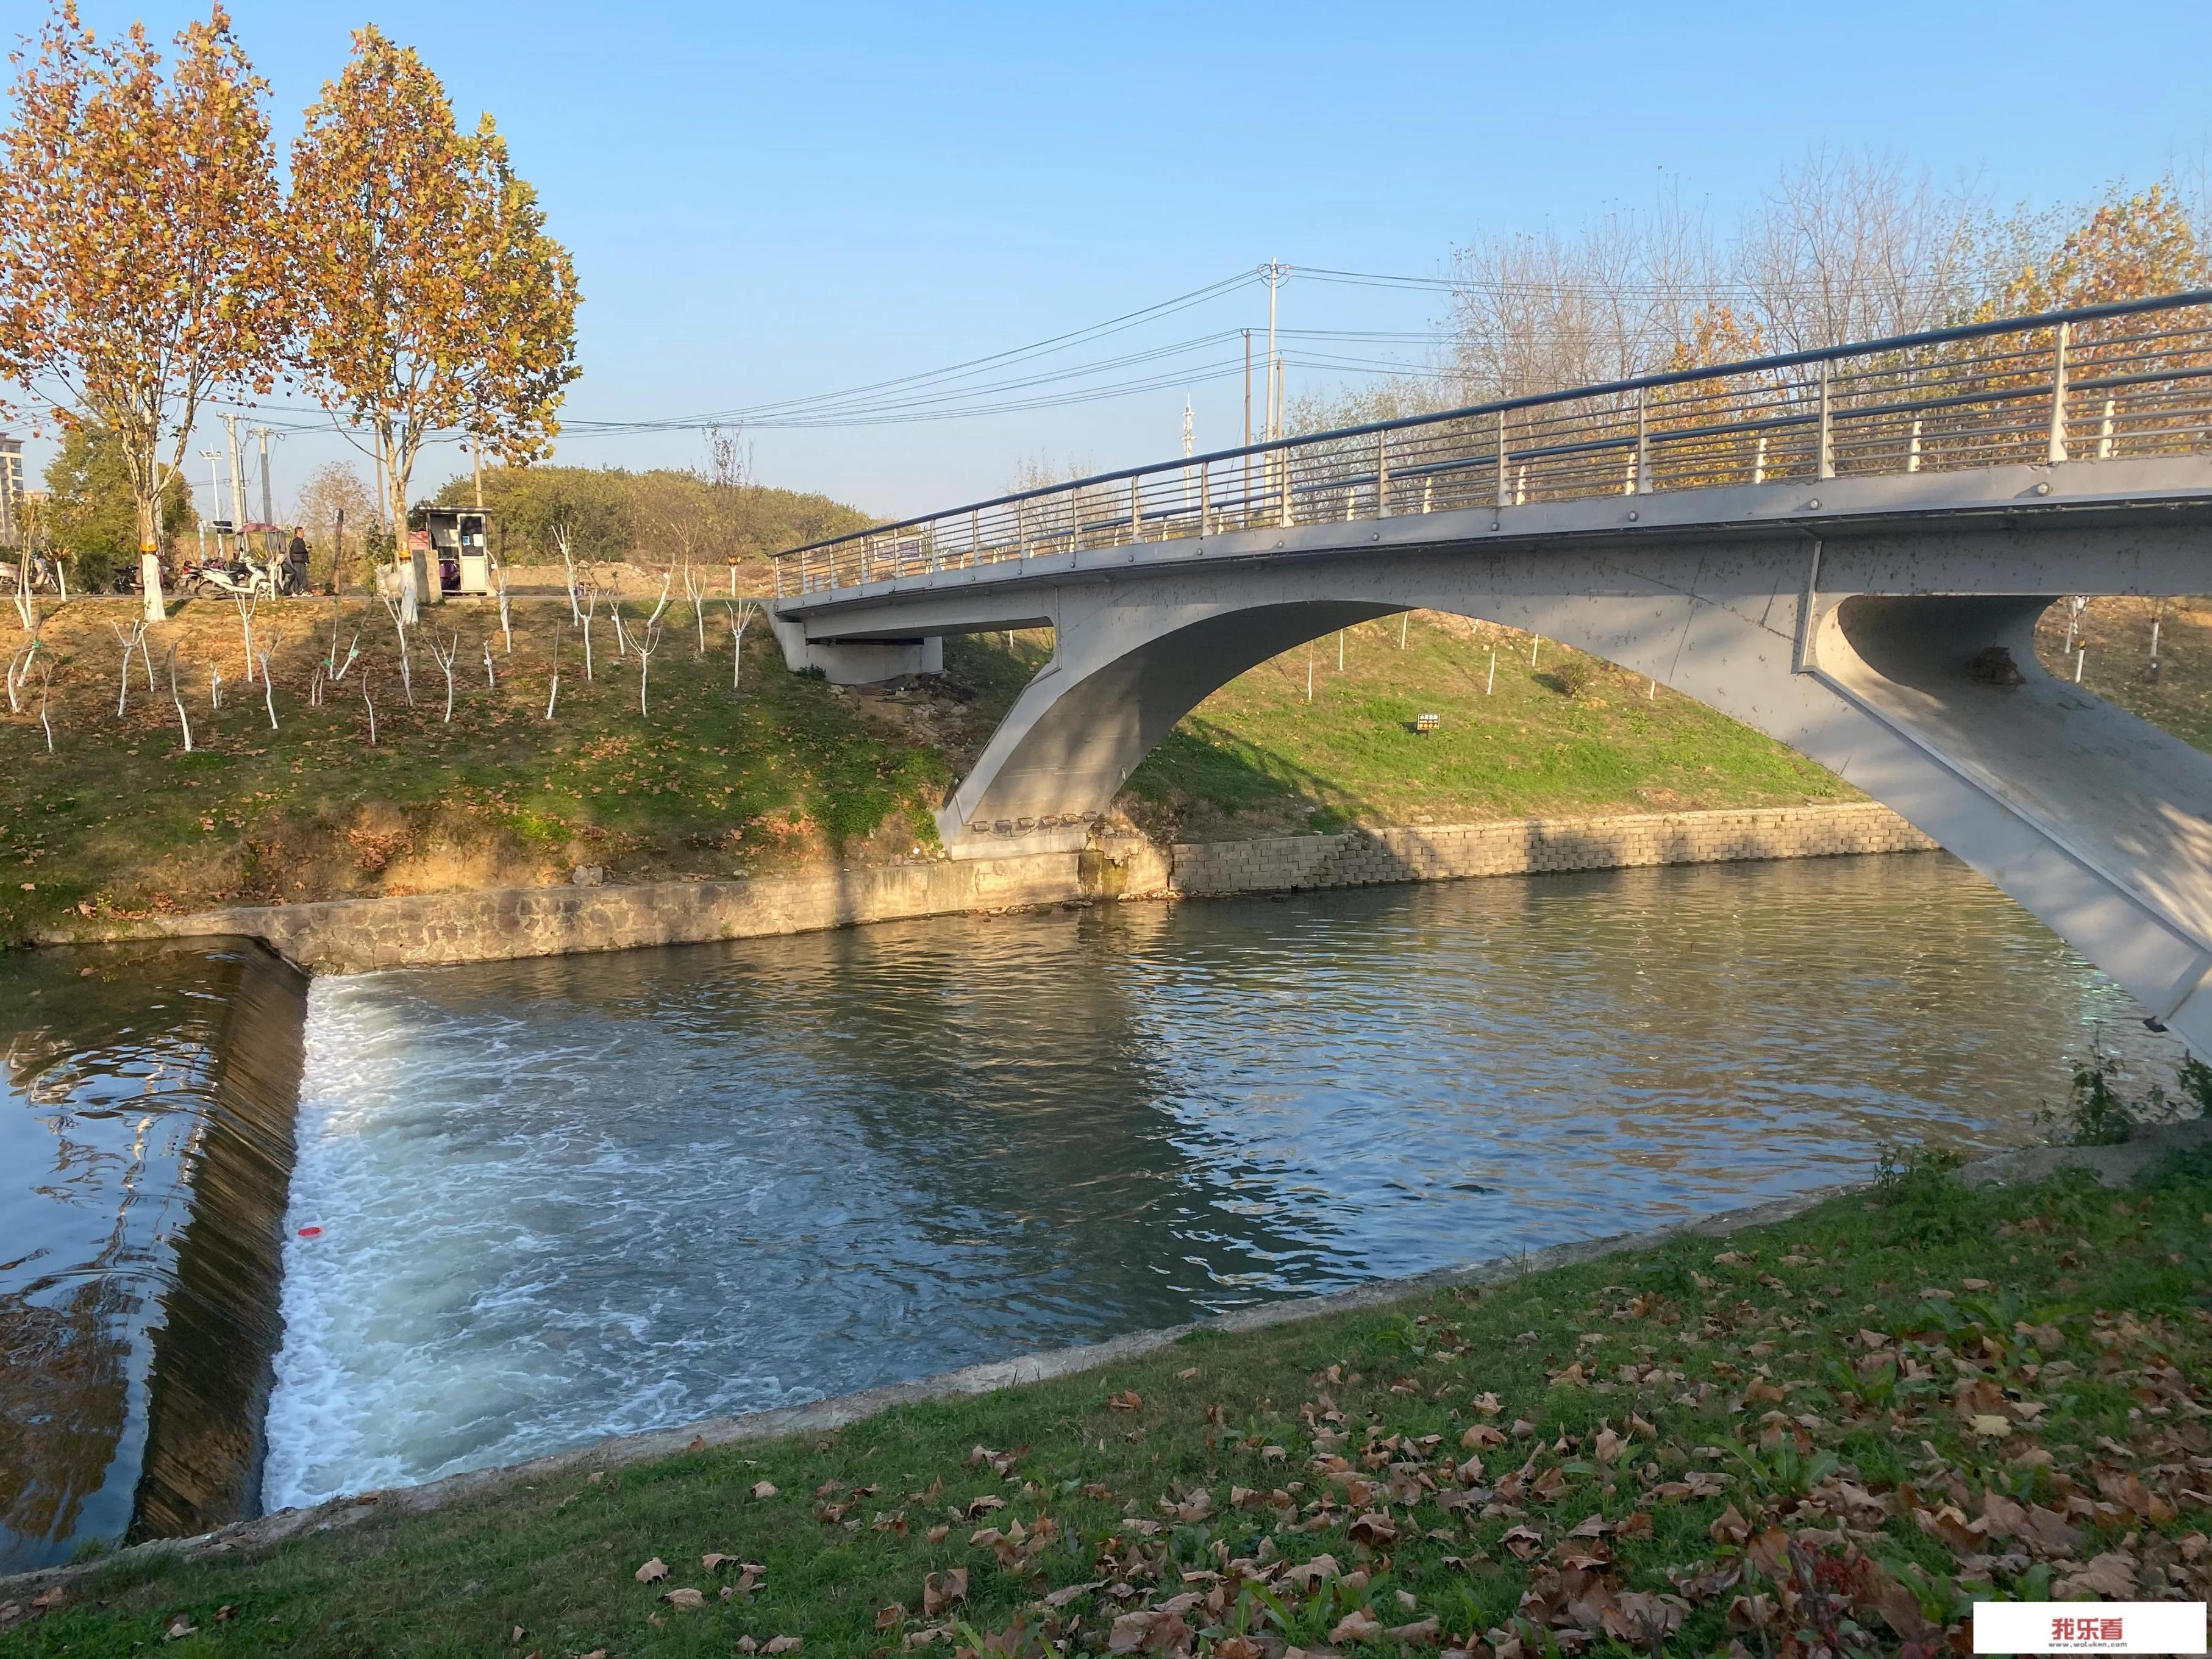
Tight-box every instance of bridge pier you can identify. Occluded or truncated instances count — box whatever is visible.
[769,612,941,685]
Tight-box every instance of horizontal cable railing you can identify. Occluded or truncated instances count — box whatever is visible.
[771,291,2212,599]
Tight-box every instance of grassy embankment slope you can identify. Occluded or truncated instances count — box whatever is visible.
[5,1149,2209,1656]
[0,597,1849,942]
[2,591,2197,942]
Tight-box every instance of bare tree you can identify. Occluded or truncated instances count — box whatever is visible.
[165,643,192,751]
[1450,186,1719,399]
[481,637,496,688]
[255,633,279,729]
[579,580,597,679]
[110,618,148,716]
[682,561,710,655]
[555,522,581,624]
[232,585,260,682]
[544,621,561,719]
[428,629,460,721]
[35,660,52,751]
[726,599,754,693]
[633,615,663,716]
[361,669,376,744]
[378,586,415,705]
[1734,147,1980,351]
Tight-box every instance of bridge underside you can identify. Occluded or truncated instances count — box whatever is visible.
[773,461,2212,1058]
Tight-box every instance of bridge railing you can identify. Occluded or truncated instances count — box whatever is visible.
[772,291,2212,599]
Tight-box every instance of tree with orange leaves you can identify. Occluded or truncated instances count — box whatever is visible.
[0,2,287,620]
[287,27,579,575]
[1994,184,2211,313]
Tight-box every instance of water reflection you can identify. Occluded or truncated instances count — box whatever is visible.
[0,943,305,1574]
[264,854,2177,1508]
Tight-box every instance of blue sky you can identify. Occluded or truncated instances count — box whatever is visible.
[28,1,2212,521]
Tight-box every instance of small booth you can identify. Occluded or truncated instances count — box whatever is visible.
[424,506,494,595]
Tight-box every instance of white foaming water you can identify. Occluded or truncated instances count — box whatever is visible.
[262,859,2180,1509]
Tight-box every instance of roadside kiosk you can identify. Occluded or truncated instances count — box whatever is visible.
[424,506,494,596]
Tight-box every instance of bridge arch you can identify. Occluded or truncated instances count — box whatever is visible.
[914,530,2212,1061]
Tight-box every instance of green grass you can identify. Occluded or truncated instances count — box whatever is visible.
[6,593,2200,938]
[1121,615,1847,841]
[8,1147,2209,1656]
[2037,594,2212,752]
[0,596,987,942]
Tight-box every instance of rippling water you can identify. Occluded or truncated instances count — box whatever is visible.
[259,854,2180,1510]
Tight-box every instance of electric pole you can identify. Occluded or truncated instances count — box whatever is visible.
[1263,260,1283,441]
[1242,331,1252,448]
[220,413,248,546]
[255,425,276,555]
[198,449,223,560]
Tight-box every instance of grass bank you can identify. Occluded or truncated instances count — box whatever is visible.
[1118,615,1847,843]
[6,1145,2209,1657]
[0,599,1851,942]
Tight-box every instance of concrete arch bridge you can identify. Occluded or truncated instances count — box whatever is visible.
[769,293,2212,1057]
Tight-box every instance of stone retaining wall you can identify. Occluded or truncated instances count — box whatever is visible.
[1165,802,1936,897]
[51,854,1082,976]
[37,804,1938,973]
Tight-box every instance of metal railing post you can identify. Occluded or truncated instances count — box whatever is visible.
[2098,395,2115,460]
[1199,461,1210,536]
[1635,388,1651,494]
[1375,432,1391,518]
[1017,498,1029,562]
[1130,477,1142,540]
[1907,417,1922,473]
[1816,362,1835,480]
[1278,448,1294,527]
[1496,412,1507,510]
[2047,320,2071,464]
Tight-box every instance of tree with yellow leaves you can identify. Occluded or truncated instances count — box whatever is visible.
[1994,184,2211,313]
[0,2,287,619]
[287,27,579,561]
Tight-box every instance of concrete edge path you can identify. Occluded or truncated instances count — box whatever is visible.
[26,802,1930,975]
[5,1117,2203,1602]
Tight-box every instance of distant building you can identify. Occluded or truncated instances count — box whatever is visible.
[0,435,20,542]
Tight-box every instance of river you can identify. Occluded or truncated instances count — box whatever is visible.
[0,853,2185,1570]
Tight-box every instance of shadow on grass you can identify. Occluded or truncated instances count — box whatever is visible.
[1124,715,1373,833]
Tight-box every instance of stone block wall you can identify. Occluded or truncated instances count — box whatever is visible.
[82,852,1083,975]
[1167,802,1936,897]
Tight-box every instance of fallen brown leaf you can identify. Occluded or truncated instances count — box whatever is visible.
[634,1557,669,1584]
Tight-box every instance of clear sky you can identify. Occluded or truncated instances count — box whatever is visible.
[24,0,2212,525]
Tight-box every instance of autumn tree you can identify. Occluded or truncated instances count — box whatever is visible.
[293,459,377,588]
[0,2,287,616]
[1992,183,2212,313]
[287,27,579,565]
[43,419,196,590]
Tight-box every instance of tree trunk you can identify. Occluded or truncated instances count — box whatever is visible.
[135,485,166,624]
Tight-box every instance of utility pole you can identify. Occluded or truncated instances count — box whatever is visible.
[1263,260,1283,441]
[255,425,275,556]
[473,435,484,509]
[1242,331,1252,448]
[220,413,248,546]
[199,449,224,558]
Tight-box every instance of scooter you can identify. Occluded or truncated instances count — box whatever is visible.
[182,557,278,600]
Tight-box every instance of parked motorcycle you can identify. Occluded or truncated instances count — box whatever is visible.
[181,557,278,600]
